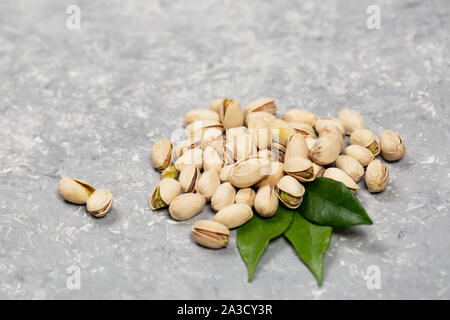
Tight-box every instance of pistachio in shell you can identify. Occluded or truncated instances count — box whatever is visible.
[211,182,236,212]
[58,177,95,204]
[287,122,316,138]
[312,162,325,178]
[365,159,389,193]
[248,117,272,149]
[235,188,256,207]
[380,130,405,161]
[229,157,271,188]
[244,111,276,127]
[174,138,201,157]
[309,134,342,166]
[350,128,380,156]
[174,148,203,171]
[335,155,365,183]
[169,193,206,221]
[244,98,277,115]
[209,98,224,113]
[255,161,284,187]
[323,168,359,193]
[314,118,345,136]
[161,166,179,180]
[270,142,286,163]
[219,164,234,183]
[86,189,113,218]
[254,185,279,218]
[185,120,223,140]
[283,155,315,183]
[232,133,258,161]
[214,203,253,229]
[191,220,230,249]
[275,175,305,209]
[151,139,173,171]
[178,164,200,193]
[219,99,244,129]
[344,144,375,167]
[195,170,220,201]
[202,146,223,173]
[270,119,296,147]
[282,109,318,127]
[285,133,309,159]
[150,178,181,210]
[338,108,366,135]
[184,109,220,125]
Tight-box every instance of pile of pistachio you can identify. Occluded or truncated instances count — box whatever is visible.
[150,98,405,249]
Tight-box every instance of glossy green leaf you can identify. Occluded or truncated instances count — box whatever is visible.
[237,207,293,282]
[284,212,332,286]
[299,177,373,227]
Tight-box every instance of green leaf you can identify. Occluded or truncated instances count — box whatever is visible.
[284,212,332,286]
[237,207,294,282]
[299,177,373,227]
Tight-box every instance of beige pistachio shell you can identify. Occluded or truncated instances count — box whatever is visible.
[245,98,277,115]
[202,146,223,173]
[169,193,206,221]
[318,127,345,151]
[161,166,179,180]
[219,164,234,183]
[174,138,201,157]
[338,108,366,135]
[365,160,389,193]
[275,175,305,209]
[202,128,224,146]
[185,120,223,139]
[229,157,271,188]
[287,122,316,138]
[305,137,317,152]
[220,99,244,129]
[335,155,365,183]
[232,133,258,161]
[283,156,315,182]
[184,109,220,125]
[209,98,225,113]
[323,168,359,192]
[285,133,309,159]
[282,109,318,127]
[312,162,325,178]
[214,203,253,229]
[150,178,181,210]
[244,111,276,127]
[226,126,248,141]
[270,119,296,146]
[270,142,286,163]
[58,177,95,204]
[211,182,236,212]
[86,189,113,218]
[195,170,220,201]
[178,164,200,193]
[254,185,279,218]
[151,139,173,171]
[315,118,345,136]
[309,134,342,166]
[248,117,272,149]
[191,220,230,249]
[350,129,380,156]
[235,188,256,207]
[255,161,284,187]
[380,130,405,161]
[344,144,375,167]
[175,148,203,171]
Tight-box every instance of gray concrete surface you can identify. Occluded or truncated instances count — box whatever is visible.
[0,0,449,299]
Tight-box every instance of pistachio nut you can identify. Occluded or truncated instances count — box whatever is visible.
[270,142,286,163]
[270,119,296,146]
[219,164,234,183]
[248,117,272,149]
[58,177,95,204]
[195,170,220,201]
[282,109,318,127]
[284,155,315,183]
[203,146,223,173]
[202,127,224,146]
[178,164,200,193]
[318,127,345,152]
[244,111,276,127]
[275,175,305,209]
[169,193,206,221]
[183,109,220,125]
[161,166,179,180]
[254,185,279,218]
[314,118,345,136]
[245,98,277,115]
[86,189,113,218]
[235,188,256,207]
[338,108,366,135]
[309,134,342,166]
[175,148,203,171]
[232,133,258,161]
[209,98,224,113]
[285,133,309,159]
[365,159,389,193]
[380,130,405,161]
[349,129,380,156]
[344,144,375,167]
[229,157,271,188]
[287,122,316,138]
[219,99,244,129]
[191,220,230,249]
[226,126,248,141]
[150,178,181,210]
[151,139,173,171]
[214,203,253,229]
[323,168,359,193]
[174,138,201,157]
[211,182,236,211]
[185,120,223,139]
[335,155,365,183]
[305,137,317,152]
[255,161,284,187]
[312,162,325,178]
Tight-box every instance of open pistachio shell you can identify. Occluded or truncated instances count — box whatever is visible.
[229,157,271,188]
[312,162,325,178]
[282,109,318,127]
[245,98,277,115]
[209,98,224,113]
[58,177,95,204]
[283,156,315,182]
[235,188,256,207]
[244,111,276,127]
[309,134,342,166]
[169,193,206,221]
[161,166,179,180]
[315,118,345,136]
[214,203,253,229]
[344,144,375,167]
[350,129,380,156]
[86,189,113,218]
[323,168,359,193]
[151,139,173,171]
[285,133,309,159]
[335,155,365,182]
[270,119,296,146]
[255,161,284,187]
[175,148,203,171]
[275,175,305,209]
[195,170,220,201]
[270,142,286,162]
[338,108,366,135]
[150,178,181,210]
[219,99,244,129]
[178,164,200,193]
[380,130,405,161]
[211,182,236,212]
[191,220,230,249]
[287,122,316,138]
[254,185,279,218]
[365,159,389,193]
[184,109,220,125]
[185,120,223,139]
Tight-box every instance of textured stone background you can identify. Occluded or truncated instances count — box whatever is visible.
[0,0,449,299]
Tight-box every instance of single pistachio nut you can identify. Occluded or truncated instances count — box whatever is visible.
[318,127,345,151]
[86,189,113,218]
[365,159,389,193]
[248,117,272,149]
[338,108,366,135]
[244,111,276,127]
[287,122,316,138]
[161,166,179,180]
[178,164,200,193]
[214,203,253,229]
[245,98,277,115]
[209,98,224,113]
[174,138,201,157]
[309,134,342,166]
[202,146,223,173]
[185,120,223,139]
[151,139,173,171]
[219,99,244,129]
[184,109,220,125]
[344,144,375,167]
[229,157,271,188]
[211,182,236,212]
[235,188,256,207]
[275,175,305,209]
[284,155,315,183]
[232,133,257,161]
[270,119,296,146]
[270,142,286,163]
[150,178,181,210]
[195,170,220,201]
[335,155,365,183]
[350,128,380,156]
[175,148,203,171]
[312,162,325,178]
[285,133,309,159]
[191,220,230,249]
[282,109,318,127]
[323,168,359,193]
[219,164,234,183]
[255,161,284,187]
[380,130,405,161]
[254,185,279,218]
[315,118,345,136]
[169,193,206,221]
[58,177,95,204]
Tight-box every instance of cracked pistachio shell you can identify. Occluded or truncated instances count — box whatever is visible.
[214,203,253,229]
[209,98,224,113]
[184,109,220,125]
[335,155,365,183]
[312,162,325,178]
[86,189,113,218]
[195,170,220,201]
[255,161,284,187]
[219,164,234,183]
[245,98,277,115]
[275,175,305,209]
[178,164,200,193]
[254,185,279,218]
[344,144,375,167]
[285,133,309,159]
[150,178,181,210]
[309,134,342,166]
[211,182,236,212]
[315,118,345,136]
[284,155,315,182]
[338,108,366,135]
[169,193,206,221]
[270,119,296,146]
[282,109,318,127]
[203,146,223,173]
[191,220,230,249]
[219,99,244,129]
[287,122,316,138]
[229,157,271,188]
[366,159,389,193]
[151,139,173,171]
[323,168,359,193]
[244,111,276,127]
[185,120,223,139]
[175,148,203,171]
[161,166,179,180]
[232,133,258,161]
[350,129,380,156]
[248,117,272,149]
[380,130,405,161]
[174,138,201,157]
[235,188,256,207]
[270,142,286,163]
[58,177,95,204]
